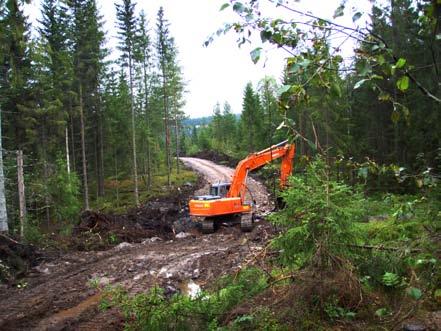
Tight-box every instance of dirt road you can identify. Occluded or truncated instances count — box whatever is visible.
[0,158,274,331]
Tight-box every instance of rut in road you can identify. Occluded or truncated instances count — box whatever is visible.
[0,157,275,331]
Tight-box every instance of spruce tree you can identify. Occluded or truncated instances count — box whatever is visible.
[116,0,139,206]
[156,6,172,186]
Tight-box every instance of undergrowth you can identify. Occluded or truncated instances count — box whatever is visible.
[100,268,269,331]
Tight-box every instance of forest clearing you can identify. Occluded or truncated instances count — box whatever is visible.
[1,0,440,330]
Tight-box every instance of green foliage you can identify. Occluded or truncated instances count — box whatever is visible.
[270,158,364,268]
[48,156,81,222]
[101,268,268,330]
[23,219,45,244]
[324,295,356,321]
[381,272,401,287]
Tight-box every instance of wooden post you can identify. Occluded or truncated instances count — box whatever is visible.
[17,150,26,238]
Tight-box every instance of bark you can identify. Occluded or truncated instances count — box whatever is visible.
[0,108,8,233]
[98,99,105,197]
[79,84,89,210]
[175,114,180,174]
[17,150,26,238]
[65,127,71,174]
[162,68,171,187]
[142,55,151,188]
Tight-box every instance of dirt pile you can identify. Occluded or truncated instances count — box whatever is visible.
[72,183,201,251]
[0,234,40,284]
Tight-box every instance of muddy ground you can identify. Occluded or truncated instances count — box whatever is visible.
[0,158,276,331]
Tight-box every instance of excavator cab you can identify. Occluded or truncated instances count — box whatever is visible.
[193,183,231,201]
[209,183,230,198]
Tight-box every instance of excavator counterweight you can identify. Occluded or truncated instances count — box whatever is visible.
[189,141,296,233]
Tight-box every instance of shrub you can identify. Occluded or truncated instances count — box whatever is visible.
[270,157,365,269]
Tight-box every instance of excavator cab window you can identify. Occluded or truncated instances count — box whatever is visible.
[210,183,230,198]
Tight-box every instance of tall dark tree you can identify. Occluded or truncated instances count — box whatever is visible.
[135,10,153,188]
[69,0,105,209]
[116,0,139,206]
[240,82,263,153]
[156,6,172,186]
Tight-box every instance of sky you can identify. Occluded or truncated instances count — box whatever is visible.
[24,0,372,119]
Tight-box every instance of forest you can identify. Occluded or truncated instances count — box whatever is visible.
[0,0,440,330]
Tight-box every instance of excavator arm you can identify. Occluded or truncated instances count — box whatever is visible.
[227,140,296,202]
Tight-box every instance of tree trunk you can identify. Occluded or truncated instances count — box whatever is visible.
[41,120,50,226]
[143,57,151,189]
[162,69,171,187]
[97,96,105,197]
[175,114,180,174]
[70,112,76,173]
[0,107,8,233]
[129,54,139,206]
[65,127,71,174]
[17,150,26,238]
[79,84,89,210]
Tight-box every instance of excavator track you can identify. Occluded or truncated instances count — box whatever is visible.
[201,219,215,234]
[240,213,253,232]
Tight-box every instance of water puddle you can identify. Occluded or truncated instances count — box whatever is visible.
[36,292,102,330]
[179,279,202,299]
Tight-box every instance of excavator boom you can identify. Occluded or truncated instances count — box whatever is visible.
[227,140,296,201]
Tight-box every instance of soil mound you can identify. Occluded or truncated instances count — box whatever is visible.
[0,234,40,284]
[72,183,201,251]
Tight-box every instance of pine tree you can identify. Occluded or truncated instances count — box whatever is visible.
[116,0,139,205]
[0,1,8,232]
[135,10,153,188]
[70,0,105,209]
[240,82,263,153]
[1,0,34,152]
[156,6,172,186]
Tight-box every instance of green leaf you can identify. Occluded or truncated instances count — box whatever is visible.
[359,62,372,76]
[391,110,400,123]
[378,92,391,101]
[434,289,441,302]
[277,84,291,96]
[357,167,368,179]
[233,2,245,13]
[260,30,272,43]
[250,47,262,64]
[406,287,422,300]
[382,272,400,287]
[354,79,368,89]
[395,58,406,69]
[396,76,409,92]
[220,3,230,11]
[333,4,345,18]
[375,308,389,317]
[307,139,318,151]
[352,12,362,22]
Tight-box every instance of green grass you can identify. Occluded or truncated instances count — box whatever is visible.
[89,167,198,213]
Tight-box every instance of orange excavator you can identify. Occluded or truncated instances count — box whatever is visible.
[189,140,296,233]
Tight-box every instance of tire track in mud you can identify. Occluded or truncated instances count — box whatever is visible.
[0,158,274,331]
